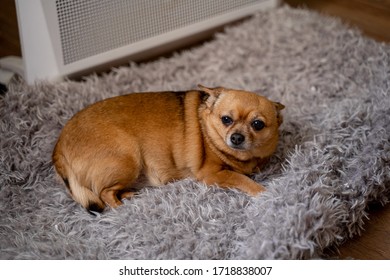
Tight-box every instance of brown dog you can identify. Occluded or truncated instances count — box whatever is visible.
[52,85,284,212]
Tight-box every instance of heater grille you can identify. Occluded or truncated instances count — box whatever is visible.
[55,0,263,65]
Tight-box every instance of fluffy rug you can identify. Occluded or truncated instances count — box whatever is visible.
[1,6,389,259]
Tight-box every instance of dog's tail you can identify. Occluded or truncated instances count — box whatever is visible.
[66,173,105,213]
[53,153,105,213]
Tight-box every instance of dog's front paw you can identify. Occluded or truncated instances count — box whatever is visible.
[246,182,266,196]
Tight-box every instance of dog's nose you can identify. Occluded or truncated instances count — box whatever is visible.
[230,133,245,146]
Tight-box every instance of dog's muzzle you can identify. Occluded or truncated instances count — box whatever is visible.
[229,132,246,149]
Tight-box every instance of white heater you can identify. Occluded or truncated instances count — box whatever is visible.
[16,0,279,84]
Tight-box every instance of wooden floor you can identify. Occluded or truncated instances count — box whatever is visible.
[0,0,20,58]
[1,0,389,259]
[284,0,390,43]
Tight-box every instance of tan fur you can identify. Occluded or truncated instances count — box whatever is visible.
[52,85,284,212]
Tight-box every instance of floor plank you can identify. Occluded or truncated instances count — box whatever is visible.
[284,0,390,42]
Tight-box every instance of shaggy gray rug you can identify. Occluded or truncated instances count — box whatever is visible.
[1,6,389,259]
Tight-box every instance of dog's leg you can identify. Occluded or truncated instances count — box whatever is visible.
[198,169,266,196]
[100,184,134,208]
[119,191,136,200]
[98,163,140,208]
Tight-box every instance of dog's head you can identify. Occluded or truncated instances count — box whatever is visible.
[199,85,285,161]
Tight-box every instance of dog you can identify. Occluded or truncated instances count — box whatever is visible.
[52,85,284,212]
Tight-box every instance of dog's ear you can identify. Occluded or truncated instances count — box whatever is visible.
[273,102,285,111]
[273,101,285,126]
[198,84,224,109]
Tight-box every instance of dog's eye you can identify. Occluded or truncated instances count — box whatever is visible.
[221,116,233,126]
[252,120,265,131]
